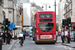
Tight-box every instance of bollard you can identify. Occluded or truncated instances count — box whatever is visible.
[0,38,2,50]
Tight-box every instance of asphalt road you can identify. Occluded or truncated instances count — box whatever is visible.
[12,36,74,50]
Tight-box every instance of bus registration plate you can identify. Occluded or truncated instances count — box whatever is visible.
[40,35,52,39]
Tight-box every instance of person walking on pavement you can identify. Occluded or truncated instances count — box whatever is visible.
[2,31,7,44]
[9,30,13,44]
[22,30,25,40]
[29,28,32,37]
[4,31,11,44]
[65,30,68,44]
[2,31,5,44]
[61,30,65,44]
[56,30,58,41]
[67,31,70,43]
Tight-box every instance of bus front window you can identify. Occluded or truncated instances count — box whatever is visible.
[38,23,54,32]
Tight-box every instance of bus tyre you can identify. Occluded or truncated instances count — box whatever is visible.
[35,41,38,44]
[53,42,55,44]
[35,40,39,44]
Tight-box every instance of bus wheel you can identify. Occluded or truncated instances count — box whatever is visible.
[35,41,38,44]
[53,42,56,44]
[35,40,39,44]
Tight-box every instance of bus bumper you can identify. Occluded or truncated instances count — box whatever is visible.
[35,40,56,44]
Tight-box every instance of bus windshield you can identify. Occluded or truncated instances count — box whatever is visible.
[38,23,54,32]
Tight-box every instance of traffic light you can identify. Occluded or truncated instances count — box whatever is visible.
[62,19,67,28]
[5,18,10,30]
[62,19,65,28]
[67,17,71,27]
[64,19,68,26]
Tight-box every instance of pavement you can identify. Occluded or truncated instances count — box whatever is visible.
[2,39,17,50]
[62,42,75,48]
[57,36,75,48]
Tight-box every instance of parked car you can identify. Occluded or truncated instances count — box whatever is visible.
[70,31,75,41]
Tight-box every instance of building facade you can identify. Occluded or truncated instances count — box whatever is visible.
[0,0,3,32]
[64,0,75,22]
[31,3,43,26]
[58,0,75,31]
[2,0,14,23]
[58,0,66,31]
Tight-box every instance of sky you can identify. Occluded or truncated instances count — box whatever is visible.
[30,0,59,15]
[20,0,59,15]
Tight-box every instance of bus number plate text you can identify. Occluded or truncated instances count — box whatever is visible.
[40,35,52,39]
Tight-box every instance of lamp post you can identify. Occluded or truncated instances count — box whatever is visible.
[42,3,51,11]
[54,0,56,17]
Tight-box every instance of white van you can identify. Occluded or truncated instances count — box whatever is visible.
[12,26,22,39]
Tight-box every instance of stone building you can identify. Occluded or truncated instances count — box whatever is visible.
[0,0,3,32]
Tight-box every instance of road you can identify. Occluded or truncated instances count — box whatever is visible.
[12,36,74,50]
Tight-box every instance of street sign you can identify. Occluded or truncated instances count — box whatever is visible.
[9,23,16,29]
[13,24,16,28]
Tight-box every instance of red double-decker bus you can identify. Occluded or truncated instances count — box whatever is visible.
[33,11,56,44]
[70,22,75,41]
[71,22,75,31]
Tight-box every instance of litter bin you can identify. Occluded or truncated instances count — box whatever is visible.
[0,38,2,50]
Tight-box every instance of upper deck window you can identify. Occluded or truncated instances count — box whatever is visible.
[39,14,52,18]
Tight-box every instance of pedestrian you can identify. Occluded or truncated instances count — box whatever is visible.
[5,31,11,44]
[2,31,5,44]
[2,31,7,44]
[67,31,70,43]
[22,30,25,40]
[61,30,65,44]
[9,30,13,43]
[29,28,32,37]
[56,30,58,41]
[65,30,68,44]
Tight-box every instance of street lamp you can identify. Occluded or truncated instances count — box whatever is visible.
[54,0,56,17]
[42,3,51,11]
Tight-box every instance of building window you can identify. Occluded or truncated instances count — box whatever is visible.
[9,11,12,13]
[74,15,75,17]
[71,4,72,9]
[71,11,72,16]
